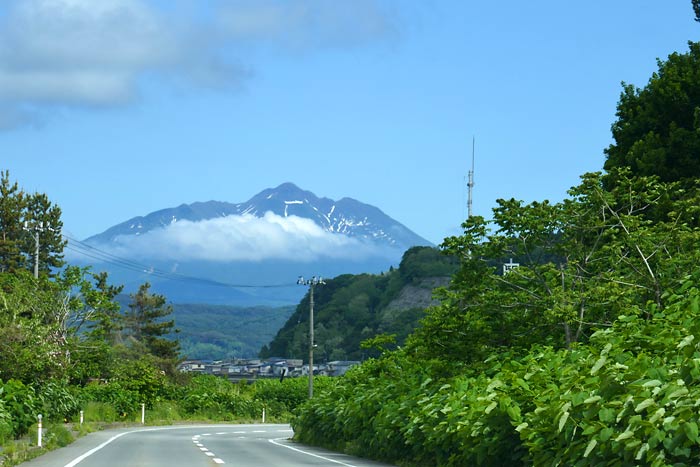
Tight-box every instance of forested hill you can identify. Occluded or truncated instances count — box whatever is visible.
[259,246,458,361]
[173,304,295,359]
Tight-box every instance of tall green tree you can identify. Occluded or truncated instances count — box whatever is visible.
[603,42,700,185]
[23,192,66,276]
[0,171,26,273]
[125,283,180,374]
[0,171,66,276]
[0,267,121,383]
[65,270,125,384]
[408,170,700,367]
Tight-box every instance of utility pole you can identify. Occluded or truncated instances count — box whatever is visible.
[297,275,325,399]
[23,221,45,279]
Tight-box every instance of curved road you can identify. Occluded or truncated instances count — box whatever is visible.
[20,424,396,467]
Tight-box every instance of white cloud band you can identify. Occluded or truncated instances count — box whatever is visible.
[91,212,384,263]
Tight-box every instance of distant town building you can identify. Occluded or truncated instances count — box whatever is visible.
[177,358,348,382]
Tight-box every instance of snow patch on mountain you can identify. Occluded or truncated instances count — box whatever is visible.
[100,212,385,262]
[85,182,432,255]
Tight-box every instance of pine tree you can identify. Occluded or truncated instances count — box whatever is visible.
[0,171,26,273]
[0,171,66,276]
[125,283,180,373]
[23,192,66,276]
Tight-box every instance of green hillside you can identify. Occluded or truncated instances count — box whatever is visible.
[260,246,458,361]
[173,304,295,360]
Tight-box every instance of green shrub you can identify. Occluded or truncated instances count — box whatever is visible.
[79,381,140,417]
[109,358,170,407]
[34,380,80,422]
[0,399,13,444]
[147,401,181,424]
[0,379,38,437]
[181,375,263,420]
[81,401,118,423]
[43,423,74,449]
[253,377,336,417]
[293,279,700,466]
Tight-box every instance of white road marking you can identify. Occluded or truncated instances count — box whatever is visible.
[61,425,291,467]
[269,438,359,467]
[63,432,131,467]
[216,432,226,435]
[199,447,208,452]
[205,452,215,457]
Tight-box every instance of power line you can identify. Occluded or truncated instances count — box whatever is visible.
[63,234,297,289]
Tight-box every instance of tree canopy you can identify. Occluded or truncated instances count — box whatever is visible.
[0,171,66,276]
[603,42,700,186]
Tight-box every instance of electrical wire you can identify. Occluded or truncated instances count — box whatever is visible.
[63,234,298,289]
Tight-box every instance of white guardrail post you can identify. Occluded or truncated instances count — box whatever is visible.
[37,414,43,447]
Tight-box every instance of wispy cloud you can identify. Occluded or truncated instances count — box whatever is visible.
[0,0,396,129]
[215,0,396,50]
[91,212,386,262]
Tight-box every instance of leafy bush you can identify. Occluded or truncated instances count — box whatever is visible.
[254,376,335,417]
[0,379,38,437]
[293,279,700,466]
[34,380,80,422]
[0,399,13,444]
[181,375,263,420]
[43,423,74,449]
[79,381,141,417]
[81,401,118,423]
[109,358,171,407]
[147,401,182,424]
[519,281,700,466]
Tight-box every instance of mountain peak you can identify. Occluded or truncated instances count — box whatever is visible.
[254,182,318,203]
[85,184,432,250]
[77,184,433,305]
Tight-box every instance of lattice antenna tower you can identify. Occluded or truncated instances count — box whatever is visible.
[467,136,475,218]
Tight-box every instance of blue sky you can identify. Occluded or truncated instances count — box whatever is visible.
[2,0,699,246]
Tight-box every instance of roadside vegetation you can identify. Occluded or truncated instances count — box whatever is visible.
[0,171,331,465]
[0,372,325,466]
[292,14,700,467]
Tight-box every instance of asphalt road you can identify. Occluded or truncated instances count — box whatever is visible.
[20,424,397,467]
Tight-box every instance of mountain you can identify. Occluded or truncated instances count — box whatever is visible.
[86,182,430,250]
[74,183,433,306]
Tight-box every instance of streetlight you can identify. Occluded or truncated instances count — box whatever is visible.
[297,275,325,399]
